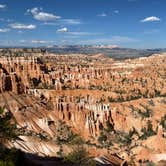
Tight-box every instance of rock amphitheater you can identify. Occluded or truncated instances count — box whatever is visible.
[0,49,166,165]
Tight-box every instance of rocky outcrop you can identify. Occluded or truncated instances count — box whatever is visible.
[0,50,166,165]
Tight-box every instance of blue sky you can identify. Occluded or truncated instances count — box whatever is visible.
[0,0,165,48]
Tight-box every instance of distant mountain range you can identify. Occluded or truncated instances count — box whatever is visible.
[0,45,166,59]
[46,45,166,59]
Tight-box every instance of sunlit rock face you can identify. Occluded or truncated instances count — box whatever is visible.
[0,49,166,164]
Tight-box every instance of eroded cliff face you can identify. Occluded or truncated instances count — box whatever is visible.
[0,50,166,164]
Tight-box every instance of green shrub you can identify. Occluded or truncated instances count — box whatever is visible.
[62,133,95,166]
[160,115,166,130]
[0,148,19,166]
[146,161,155,166]
[105,120,114,132]
[138,109,152,119]
[0,161,15,166]
[57,145,64,158]
[107,96,115,102]
[98,132,107,144]
[0,108,4,114]
[140,121,156,140]
[63,147,88,165]
[0,108,17,143]
[0,108,18,166]
[118,128,138,145]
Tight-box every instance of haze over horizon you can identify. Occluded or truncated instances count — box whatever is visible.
[0,0,165,48]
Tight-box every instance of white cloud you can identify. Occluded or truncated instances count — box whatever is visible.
[28,8,81,25]
[141,16,161,22]
[97,12,107,17]
[42,22,58,25]
[9,23,36,29]
[0,4,6,9]
[143,29,160,34]
[19,40,26,43]
[67,32,102,36]
[18,30,24,34]
[110,36,139,42]
[34,12,60,21]
[19,40,54,44]
[27,7,61,21]
[78,36,139,45]
[42,19,81,26]
[6,19,14,22]
[114,10,119,14]
[60,19,81,25]
[57,27,68,33]
[0,18,13,22]
[56,28,102,36]
[31,40,53,44]
[0,28,10,32]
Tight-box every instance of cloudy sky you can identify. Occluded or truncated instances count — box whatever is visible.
[0,0,165,48]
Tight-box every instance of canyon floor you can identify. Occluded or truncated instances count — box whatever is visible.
[0,49,166,166]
